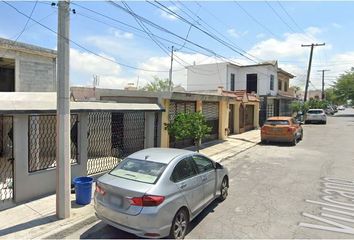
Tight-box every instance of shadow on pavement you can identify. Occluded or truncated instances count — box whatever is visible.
[80,221,137,239]
[186,199,221,236]
[79,199,222,239]
[185,139,226,152]
[258,142,295,147]
[333,114,354,117]
[0,214,57,237]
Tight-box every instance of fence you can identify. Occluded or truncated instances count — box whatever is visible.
[87,112,145,175]
[28,115,78,173]
[202,102,219,142]
[0,116,13,201]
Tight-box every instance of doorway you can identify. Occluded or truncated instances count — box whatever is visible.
[0,58,15,92]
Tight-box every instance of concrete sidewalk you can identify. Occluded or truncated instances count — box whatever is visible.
[0,130,260,239]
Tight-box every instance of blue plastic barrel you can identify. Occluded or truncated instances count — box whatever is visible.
[73,176,94,205]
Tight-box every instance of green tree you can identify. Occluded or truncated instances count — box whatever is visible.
[165,111,211,152]
[332,70,354,103]
[141,76,173,92]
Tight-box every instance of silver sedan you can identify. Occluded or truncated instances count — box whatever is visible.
[94,148,229,239]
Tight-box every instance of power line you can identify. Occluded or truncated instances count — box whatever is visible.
[265,1,296,33]
[233,1,279,39]
[2,1,179,73]
[71,4,232,75]
[148,0,258,63]
[108,1,243,67]
[0,0,38,59]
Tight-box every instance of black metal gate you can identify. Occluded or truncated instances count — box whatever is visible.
[202,102,219,142]
[245,105,255,131]
[87,112,145,175]
[168,101,196,148]
[0,116,14,202]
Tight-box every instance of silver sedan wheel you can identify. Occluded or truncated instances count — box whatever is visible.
[173,210,188,239]
[220,178,228,201]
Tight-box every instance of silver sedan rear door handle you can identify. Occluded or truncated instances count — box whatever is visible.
[180,183,187,189]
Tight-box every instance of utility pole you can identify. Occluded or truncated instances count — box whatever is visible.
[56,0,71,219]
[301,43,325,102]
[169,46,174,92]
[318,69,330,100]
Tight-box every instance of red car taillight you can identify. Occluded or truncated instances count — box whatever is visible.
[129,195,165,207]
[95,184,106,195]
[287,127,295,133]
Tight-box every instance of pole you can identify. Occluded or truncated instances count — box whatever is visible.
[169,46,174,92]
[318,69,330,100]
[301,43,325,102]
[56,0,71,219]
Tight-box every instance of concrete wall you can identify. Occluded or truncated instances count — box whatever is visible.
[0,48,56,92]
[13,114,86,203]
[187,63,228,91]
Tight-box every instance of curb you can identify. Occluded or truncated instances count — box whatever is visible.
[34,214,97,239]
[218,141,259,163]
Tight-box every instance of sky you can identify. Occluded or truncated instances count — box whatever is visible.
[1,1,354,91]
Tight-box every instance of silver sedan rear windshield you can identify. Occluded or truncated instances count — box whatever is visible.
[110,158,167,184]
[307,110,324,114]
[264,120,289,125]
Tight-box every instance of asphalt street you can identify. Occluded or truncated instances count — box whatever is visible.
[70,108,354,239]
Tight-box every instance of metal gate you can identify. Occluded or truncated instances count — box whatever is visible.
[228,104,235,135]
[168,101,196,148]
[202,102,219,142]
[87,112,145,175]
[245,105,255,131]
[239,104,245,130]
[0,116,14,202]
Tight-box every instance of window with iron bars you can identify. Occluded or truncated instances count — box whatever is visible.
[28,115,78,173]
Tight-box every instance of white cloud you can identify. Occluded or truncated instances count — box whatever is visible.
[331,23,343,29]
[70,48,130,89]
[110,29,134,39]
[248,27,330,61]
[227,29,239,38]
[256,33,266,39]
[136,52,222,88]
[159,6,178,21]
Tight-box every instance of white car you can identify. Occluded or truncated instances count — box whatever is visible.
[338,105,345,110]
[305,109,327,124]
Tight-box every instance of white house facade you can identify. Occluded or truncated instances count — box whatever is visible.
[187,61,295,125]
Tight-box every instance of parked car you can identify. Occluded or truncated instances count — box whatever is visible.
[304,109,327,124]
[261,117,303,146]
[325,106,335,115]
[94,148,229,239]
[338,105,345,110]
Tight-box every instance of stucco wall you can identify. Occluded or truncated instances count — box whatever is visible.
[228,64,278,96]
[187,63,228,91]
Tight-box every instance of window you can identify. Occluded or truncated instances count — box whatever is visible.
[278,80,282,91]
[230,73,235,91]
[284,81,288,92]
[171,158,197,182]
[246,74,257,93]
[192,155,214,173]
[270,75,274,91]
[110,158,167,184]
[264,120,290,125]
